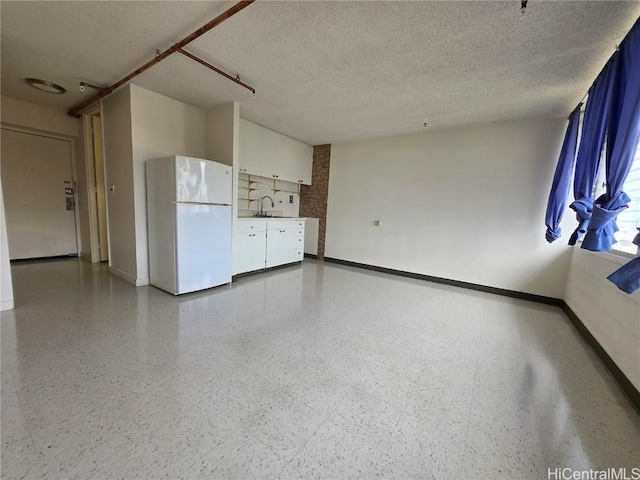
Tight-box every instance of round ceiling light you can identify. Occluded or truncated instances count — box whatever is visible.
[25,78,66,94]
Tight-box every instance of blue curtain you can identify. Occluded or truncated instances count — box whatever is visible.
[607,228,640,294]
[568,59,619,245]
[545,105,582,243]
[583,21,640,251]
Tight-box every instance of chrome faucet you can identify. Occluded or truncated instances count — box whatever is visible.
[258,195,275,216]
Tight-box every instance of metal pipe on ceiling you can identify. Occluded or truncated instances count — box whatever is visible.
[176,47,256,97]
[67,0,256,117]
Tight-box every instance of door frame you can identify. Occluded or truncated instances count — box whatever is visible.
[0,125,81,258]
[82,105,110,264]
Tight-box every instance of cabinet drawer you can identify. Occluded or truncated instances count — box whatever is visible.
[267,229,303,240]
[266,219,305,230]
[284,231,305,242]
[237,220,267,234]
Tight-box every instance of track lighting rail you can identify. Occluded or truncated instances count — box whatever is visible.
[67,0,256,117]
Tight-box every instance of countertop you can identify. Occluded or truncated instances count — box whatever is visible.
[237,217,307,221]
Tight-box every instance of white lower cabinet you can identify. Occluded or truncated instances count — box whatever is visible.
[233,220,267,275]
[234,219,305,275]
[266,219,305,268]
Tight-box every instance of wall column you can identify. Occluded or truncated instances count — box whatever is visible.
[300,144,331,259]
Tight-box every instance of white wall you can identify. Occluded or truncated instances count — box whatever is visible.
[565,249,640,390]
[0,183,14,311]
[1,96,80,138]
[205,103,239,227]
[130,84,205,284]
[205,103,238,167]
[326,117,573,299]
[102,87,136,284]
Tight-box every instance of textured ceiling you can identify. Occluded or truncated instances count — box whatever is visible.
[2,1,639,145]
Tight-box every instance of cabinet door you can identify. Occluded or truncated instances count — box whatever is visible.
[291,140,313,185]
[250,232,267,271]
[238,119,261,175]
[283,233,304,264]
[276,136,297,184]
[233,232,253,275]
[259,127,281,179]
[275,137,313,185]
[291,246,304,262]
[266,229,287,268]
[266,229,304,267]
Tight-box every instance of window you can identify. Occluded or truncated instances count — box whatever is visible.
[615,141,640,254]
[592,137,640,255]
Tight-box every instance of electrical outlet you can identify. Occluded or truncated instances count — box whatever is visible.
[289,195,294,204]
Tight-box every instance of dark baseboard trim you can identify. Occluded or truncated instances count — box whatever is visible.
[11,254,78,264]
[323,257,563,306]
[561,302,640,414]
[321,256,639,414]
[232,261,302,281]
[304,254,318,260]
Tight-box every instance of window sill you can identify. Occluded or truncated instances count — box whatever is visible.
[576,241,638,265]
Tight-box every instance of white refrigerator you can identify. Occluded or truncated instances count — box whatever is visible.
[146,156,233,295]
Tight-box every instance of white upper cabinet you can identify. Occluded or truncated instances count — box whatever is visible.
[259,127,282,179]
[278,136,313,185]
[238,118,313,185]
[238,118,261,175]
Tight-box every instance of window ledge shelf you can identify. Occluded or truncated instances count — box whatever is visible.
[576,242,639,265]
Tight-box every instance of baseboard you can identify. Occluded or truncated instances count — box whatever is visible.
[323,257,563,306]
[0,299,14,311]
[135,277,150,287]
[232,261,303,281]
[320,256,639,414]
[10,254,78,264]
[108,266,138,286]
[304,253,318,260]
[561,302,640,414]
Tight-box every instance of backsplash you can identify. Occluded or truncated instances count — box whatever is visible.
[238,173,300,218]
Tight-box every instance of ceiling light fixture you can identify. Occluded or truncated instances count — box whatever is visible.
[25,78,66,94]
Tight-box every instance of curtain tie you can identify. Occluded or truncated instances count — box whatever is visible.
[581,193,630,251]
[545,226,562,243]
[568,197,593,245]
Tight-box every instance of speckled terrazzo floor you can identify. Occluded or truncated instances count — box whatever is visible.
[1,258,639,479]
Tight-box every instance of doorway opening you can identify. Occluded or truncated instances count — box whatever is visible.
[83,107,109,263]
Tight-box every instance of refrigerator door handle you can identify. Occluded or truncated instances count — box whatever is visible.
[173,201,232,207]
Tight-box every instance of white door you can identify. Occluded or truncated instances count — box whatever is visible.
[250,232,267,271]
[266,229,288,268]
[175,204,232,293]
[233,232,253,275]
[276,136,312,185]
[1,129,77,260]
[259,127,281,179]
[202,160,232,205]
[238,119,261,174]
[294,141,313,185]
